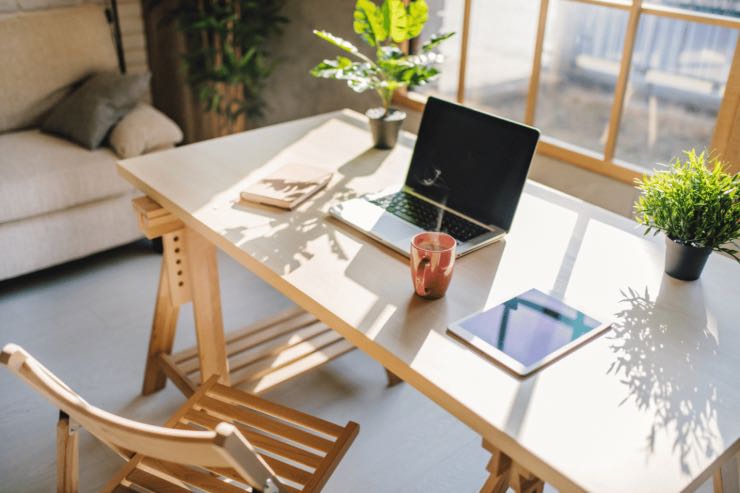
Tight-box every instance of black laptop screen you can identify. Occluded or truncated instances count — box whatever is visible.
[405,97,540,231]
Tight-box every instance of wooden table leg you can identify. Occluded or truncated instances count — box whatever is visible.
[185,226,230,385]
[715,456,740,493]
[142,230,189,395]
[141,259,179,395]
[385,368,403,387]
[480,439,544,493]
[57,411,79,493]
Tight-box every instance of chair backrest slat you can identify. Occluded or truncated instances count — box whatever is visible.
[1,344,281,491]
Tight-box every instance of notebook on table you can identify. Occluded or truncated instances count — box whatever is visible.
[240,163,332,210]
[448,289,611,377]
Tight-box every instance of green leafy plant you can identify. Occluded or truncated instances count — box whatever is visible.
[310,0,454,113]
[634,149,739,260]
[155,0,288,129]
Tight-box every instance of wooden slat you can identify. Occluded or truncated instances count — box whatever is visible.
[224,332,347,389]
[132,196,169,220]
[261,455,312,487]
[195,396,334,453]
[132,197,184,239]
[208,383,345,438]
[218,324,332,376]
[159,353,197,397]
[110,485,137,493]
[301,422,360,493]
[524,0,550,125]
[179,313,320,373]
[126,468,192,493]
[173,307,306,363]
[100,377,222,493]
[140,458,247,493]
[603,0,643,162]
[182,409,324,469]
[238,339,355,395]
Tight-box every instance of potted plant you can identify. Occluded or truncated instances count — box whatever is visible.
[634,149,739,281]
[310,0,453,149]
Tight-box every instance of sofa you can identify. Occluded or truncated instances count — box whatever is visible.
[0,5,174,281]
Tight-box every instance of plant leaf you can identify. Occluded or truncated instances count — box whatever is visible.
[310,56,356,78]
[384,0,409,43]
[353,0,387,46]
[421,31,455,52]
[313,29,360,54]
[407,0,429,39]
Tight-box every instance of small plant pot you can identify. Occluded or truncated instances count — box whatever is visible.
[664,237,712,281]
[366,107,406,149]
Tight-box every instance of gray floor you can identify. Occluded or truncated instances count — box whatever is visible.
[0,241,719,493]
[0,241,508,492]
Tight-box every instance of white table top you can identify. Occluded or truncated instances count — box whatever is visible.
[118,110,740,493]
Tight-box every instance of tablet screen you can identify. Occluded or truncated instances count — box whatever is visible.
[451,289,603,370]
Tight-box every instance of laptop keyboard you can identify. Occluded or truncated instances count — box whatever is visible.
[368,191,490,242]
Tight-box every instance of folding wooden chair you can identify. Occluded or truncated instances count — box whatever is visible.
[1,344,358,493]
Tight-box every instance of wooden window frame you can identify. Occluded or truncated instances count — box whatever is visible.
[395,0,740,182]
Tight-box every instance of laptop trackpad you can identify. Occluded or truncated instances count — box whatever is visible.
[331,198,421,251]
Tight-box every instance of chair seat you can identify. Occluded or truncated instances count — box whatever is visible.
[111,378,359,493]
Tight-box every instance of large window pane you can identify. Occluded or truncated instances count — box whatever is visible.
[644,0,739,17]
[414,0,464,100]
[535,2,629,155]
[615,16,738,168]
[462,0,538,122]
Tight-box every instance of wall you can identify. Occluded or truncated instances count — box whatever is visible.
[259,0,377,126]
[0,0,148,75]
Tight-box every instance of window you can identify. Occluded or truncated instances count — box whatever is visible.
[401,0,740,182]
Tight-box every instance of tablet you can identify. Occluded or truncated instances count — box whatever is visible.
[448,288,611,377]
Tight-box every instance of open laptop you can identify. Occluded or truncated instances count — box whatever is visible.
[329,97,540,257]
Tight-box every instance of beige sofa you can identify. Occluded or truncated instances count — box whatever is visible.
[0,5,151,281]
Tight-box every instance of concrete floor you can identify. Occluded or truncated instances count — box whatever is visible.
[0,239,719,492]
[0,241,529,492]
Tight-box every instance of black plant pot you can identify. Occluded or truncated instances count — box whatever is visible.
[664,237,712,281]
[366,107,406,149]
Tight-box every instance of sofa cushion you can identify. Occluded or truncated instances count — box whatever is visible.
[0,5,118,134]
[109,103,184,158]
[0,130,133,224]
[42,72,152,149]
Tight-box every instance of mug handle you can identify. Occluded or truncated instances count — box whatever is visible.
[414,256,431,295]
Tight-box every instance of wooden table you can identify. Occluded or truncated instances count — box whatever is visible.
[118,110,740,493]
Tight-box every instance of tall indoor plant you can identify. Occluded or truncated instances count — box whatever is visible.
[155,0,287,137]
[634,149,739,281]
[310,0,453,149]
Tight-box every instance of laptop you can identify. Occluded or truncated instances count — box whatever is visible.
[329,97,540,257]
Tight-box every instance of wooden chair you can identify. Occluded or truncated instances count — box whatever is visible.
[1,344,359,493]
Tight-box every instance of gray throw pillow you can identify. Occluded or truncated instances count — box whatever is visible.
[41,72,151,149]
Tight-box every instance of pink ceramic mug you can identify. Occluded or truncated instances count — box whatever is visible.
[410,232,456,299]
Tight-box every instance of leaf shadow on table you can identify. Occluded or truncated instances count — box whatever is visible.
[607,278,720,475]
[223,147,390,274]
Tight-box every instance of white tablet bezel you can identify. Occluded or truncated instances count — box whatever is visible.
[447,292,612,377]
